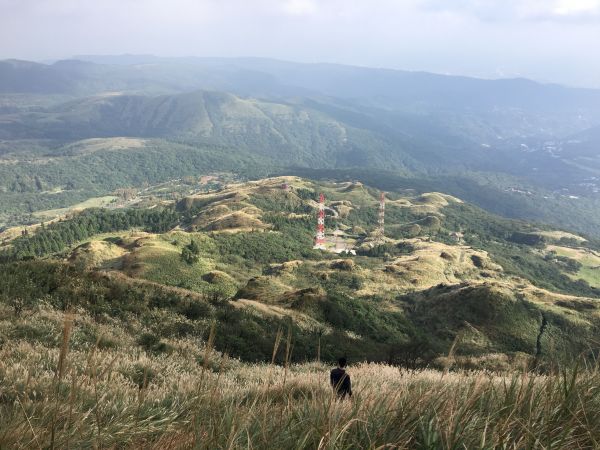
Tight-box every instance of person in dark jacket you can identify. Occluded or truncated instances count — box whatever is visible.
[330,357,352,399]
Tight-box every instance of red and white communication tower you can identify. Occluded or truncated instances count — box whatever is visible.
[376,191,385,243]
[314,193,326,249]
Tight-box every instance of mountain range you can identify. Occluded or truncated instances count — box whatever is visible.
[1,56,600,237]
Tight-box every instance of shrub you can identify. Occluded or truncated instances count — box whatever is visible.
[181,239,201,264]
[182,300,213,320]
[137,332,171,353]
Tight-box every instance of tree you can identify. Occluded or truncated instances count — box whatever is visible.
[181,239,201,264]
[189,239,201,255]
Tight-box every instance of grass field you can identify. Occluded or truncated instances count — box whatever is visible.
[32,195,118,221]
[2,309,600,449]
[547,245,600,288]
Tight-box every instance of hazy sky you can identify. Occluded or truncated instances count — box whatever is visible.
[1,0,600,87]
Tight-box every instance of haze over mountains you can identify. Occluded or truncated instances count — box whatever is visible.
[5,56,600,118]
[1,55,600,235]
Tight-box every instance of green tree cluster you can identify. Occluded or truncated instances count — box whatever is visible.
[181,239,201,264]
[3,207,180,261]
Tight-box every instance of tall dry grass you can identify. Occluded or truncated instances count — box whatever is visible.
[2,311,600,449]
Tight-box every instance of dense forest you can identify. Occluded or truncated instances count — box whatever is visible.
[3,207,180,260]
[0,140,272,226]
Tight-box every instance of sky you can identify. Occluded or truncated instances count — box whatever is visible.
[1,0,600,87]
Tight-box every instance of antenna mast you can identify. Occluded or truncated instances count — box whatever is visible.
[314,193,326,249]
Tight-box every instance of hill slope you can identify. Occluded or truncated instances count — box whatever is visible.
[2,176,599,368]
[0,91,404,168]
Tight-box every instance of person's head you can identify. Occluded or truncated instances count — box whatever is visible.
[338,357,347,368]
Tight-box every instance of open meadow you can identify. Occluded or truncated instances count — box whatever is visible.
[2,312,600,449]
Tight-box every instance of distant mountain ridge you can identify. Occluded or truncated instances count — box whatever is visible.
[4,56,600,114]
[0,90,413,169]
[2,55,600,237]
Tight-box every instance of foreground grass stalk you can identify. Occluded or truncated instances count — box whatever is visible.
[192,321,217,448]
[271,327,283,365]
[200,322,216,383]
[64,368,77,450]
[283,326,292,389]
[50,312,74,450]
[17,397,42,450]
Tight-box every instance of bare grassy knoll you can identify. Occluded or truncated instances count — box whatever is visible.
[2,313,600,449]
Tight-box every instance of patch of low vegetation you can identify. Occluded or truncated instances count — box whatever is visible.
[214,230,317,265]
[181,238,201,264]
[546,245,600,288]
[2,308,600,448]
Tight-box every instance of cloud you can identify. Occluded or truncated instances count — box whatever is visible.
[0,0,599,87]
[421,0,600,22]
[552,0,600,17]
[282,0,319,16]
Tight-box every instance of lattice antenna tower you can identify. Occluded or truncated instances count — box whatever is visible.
[314,193,326,249]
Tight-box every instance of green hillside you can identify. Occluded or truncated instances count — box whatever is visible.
[0,90,416,170]
[3,88,600,238]
[4,174,600,447]
[2,176,599,368]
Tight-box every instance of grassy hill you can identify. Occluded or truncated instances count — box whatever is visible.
[3,339,600,448]
[3,175,600,447]
[2,176,599,366]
